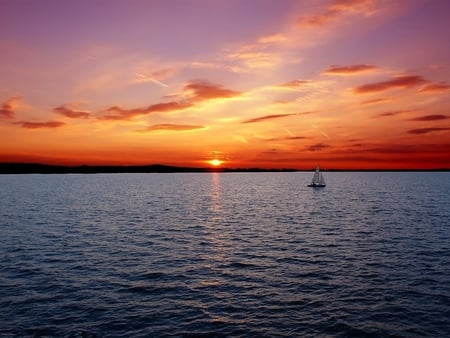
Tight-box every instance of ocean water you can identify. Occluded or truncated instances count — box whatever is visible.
[1,172,449,337]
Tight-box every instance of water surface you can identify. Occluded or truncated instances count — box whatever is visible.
[1,172,449,337]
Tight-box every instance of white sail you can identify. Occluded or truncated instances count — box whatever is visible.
[308,165,326,187]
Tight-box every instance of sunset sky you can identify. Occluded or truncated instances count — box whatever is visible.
[1,0,450,169]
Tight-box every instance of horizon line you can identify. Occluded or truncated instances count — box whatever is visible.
[0,162,449,174]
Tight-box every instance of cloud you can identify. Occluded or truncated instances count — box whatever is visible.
[299,0,377,27]
[408,115,450,121]
[0,96,21,119]
[139,124,205,132]
[134,67,176,87]
[408,127,450,135]
[354,75,426,94]
[54,105,90,119]
[226,50,276,69]
[17,121,65,129]
[305,143,330,151]
[258,34,288,44]
[183,80,241,101]
[102,101,194,120]
[373,110,411,118]
[266,136,308,141]
[323,64,376,75]
[360,97,389,105]
[277,79,310,89]
[101,80,240,120]
[418,83,450,93]
[242,113,298,124]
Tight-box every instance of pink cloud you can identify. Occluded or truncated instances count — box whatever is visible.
[278,79,310,89]
[139,124,205,132]
[101,80,240,120]
[408,115,450,121]
[242,113,298,124]
[54,105,90,119]
[354,75,426,94]
[299,0,376,27]
[408,127,450,135]
[183,80,241,101]
[323,64,376,75]
[0,96,21,119]
[102,101,194,120]
[373,110,411,118]
[418,83,450,93]
[17,121,65,129]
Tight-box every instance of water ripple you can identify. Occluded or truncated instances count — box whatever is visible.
[0,172,449,337]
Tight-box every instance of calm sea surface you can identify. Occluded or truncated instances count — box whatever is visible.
[1,172,449,337]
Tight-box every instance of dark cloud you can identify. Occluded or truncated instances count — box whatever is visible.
[408,115,450,121]
[354,75,426,94]
[408,127,450,135]
[323,64,376,75]
[242,113,298,124]
[265,136,308,141]
[305,143,330,151]
[0,96,20,119]
[17,121,65,129]
[54,105,90,119]
[139,124,205,132]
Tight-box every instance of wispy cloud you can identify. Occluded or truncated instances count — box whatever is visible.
[139,124,205,132]
[101,80,241,120]
[354,75,426,94]
[54,105,90,119]
[408,114,450,121]
[373,110,411,118]
[299,0,377,27]
[418,82,450,93]
[184,80,241,101]
[360,97,390,105]
[102,101,193,120]
[277,79,310,89]
[266,136,308,141]
[0,96,21,119]
[305,143,330,151]
[134,67,176,87]
[258,34,288,44]
[226,51,276,69]
[408,127,450,135]
[323,64,377,75]
[17,121,65,129]
[242,113,298,124]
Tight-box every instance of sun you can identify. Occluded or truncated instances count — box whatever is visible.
[207,159,223,167]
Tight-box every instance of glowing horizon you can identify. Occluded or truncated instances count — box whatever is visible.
[1,0,450,169]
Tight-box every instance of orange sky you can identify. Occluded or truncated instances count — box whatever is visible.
[1,0,449,169]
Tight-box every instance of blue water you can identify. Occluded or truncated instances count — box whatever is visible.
[1,172,449,337]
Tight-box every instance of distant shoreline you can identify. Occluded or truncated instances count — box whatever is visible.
[0,163,449,174]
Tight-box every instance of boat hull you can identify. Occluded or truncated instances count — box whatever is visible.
[308,183,326,187]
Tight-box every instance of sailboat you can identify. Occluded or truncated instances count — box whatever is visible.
[308,165,326,187]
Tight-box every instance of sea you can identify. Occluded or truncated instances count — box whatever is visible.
[1,172,449,337]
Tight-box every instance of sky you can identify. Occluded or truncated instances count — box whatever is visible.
[1,0,450,169]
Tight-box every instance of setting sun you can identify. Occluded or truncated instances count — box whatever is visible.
[208,159,223,167]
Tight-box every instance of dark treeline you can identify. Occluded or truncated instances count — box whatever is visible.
[0,163,448,174]
[0,163,299,174]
